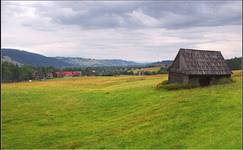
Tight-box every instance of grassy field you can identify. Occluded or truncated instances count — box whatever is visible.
[2,71,242,149]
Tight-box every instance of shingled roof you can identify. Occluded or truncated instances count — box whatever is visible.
[169,48,232,75]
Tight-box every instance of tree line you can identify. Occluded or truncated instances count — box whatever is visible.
[2,62,58,82]
[2,57,241,83]
[1,62,166,83]
[225,57,242,70]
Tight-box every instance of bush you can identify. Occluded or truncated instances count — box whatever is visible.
[156,80,169,89]
[156,77,234,90]
[156,80,198,90]
[211,77,234,85]
[163,83,198,90]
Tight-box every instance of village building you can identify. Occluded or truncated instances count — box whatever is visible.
[53,71,64,78]
[72,71,81,76]
[46,72,54,79]
[138,70,144,76]
[63,71,73,77]
[53,71,81,78]
[168,48,231,86]
[32,71,45,80]
[63,71,81,77]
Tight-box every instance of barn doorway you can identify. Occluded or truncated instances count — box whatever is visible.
[199,76,211,86]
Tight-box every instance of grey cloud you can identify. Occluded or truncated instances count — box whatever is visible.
[30,1,242,30]
[1,1,241,61]
[2,1,241,30]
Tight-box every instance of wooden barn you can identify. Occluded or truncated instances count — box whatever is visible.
[168,48,231,86]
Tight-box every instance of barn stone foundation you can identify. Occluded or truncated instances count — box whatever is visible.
[169,72,231,86]
[188,75,231,86]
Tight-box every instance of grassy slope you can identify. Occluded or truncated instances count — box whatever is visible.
[2,71,242,149]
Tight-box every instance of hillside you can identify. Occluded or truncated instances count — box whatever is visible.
[1,48,142,67]
[2,49,72,68]
[2,71,241,149]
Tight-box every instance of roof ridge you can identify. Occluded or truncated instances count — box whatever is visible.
[179,48,220,53]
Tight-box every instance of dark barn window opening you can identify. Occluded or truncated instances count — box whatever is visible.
[199,76,211,86]
[188,75,212,86]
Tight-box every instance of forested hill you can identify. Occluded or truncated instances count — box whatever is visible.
[2,49,72,67]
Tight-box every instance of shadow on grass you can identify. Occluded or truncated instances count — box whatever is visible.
[156,78,235,91]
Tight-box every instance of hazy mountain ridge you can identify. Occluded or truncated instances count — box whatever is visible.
[55,57,142,67]
[148,60,173,67]
[1,48,241,70]
[1,48,143,67]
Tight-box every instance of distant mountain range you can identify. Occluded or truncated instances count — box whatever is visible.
[2,48,153,68]
[2,48,240,69]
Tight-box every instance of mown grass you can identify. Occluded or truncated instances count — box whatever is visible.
[2,71,242,149]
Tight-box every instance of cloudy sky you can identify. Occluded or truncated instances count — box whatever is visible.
[1,1,242,62]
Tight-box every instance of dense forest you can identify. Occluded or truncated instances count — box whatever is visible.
[1,62,57,82]
[1,57,241,83]
[225,57,242,70]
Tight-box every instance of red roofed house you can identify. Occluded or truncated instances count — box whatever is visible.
[63,71,73,76]
[72,71,81,76]
[62,71,81,77]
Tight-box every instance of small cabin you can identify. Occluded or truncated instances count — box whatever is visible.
[168,48,231,86]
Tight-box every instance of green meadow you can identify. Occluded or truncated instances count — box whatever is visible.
[2,71,242,149]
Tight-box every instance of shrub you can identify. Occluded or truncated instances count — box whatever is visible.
[211,77,234,85]
[156,77,234,91]
[156,80,198,90]
[156,80,169,89]
[163,83,198,90]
